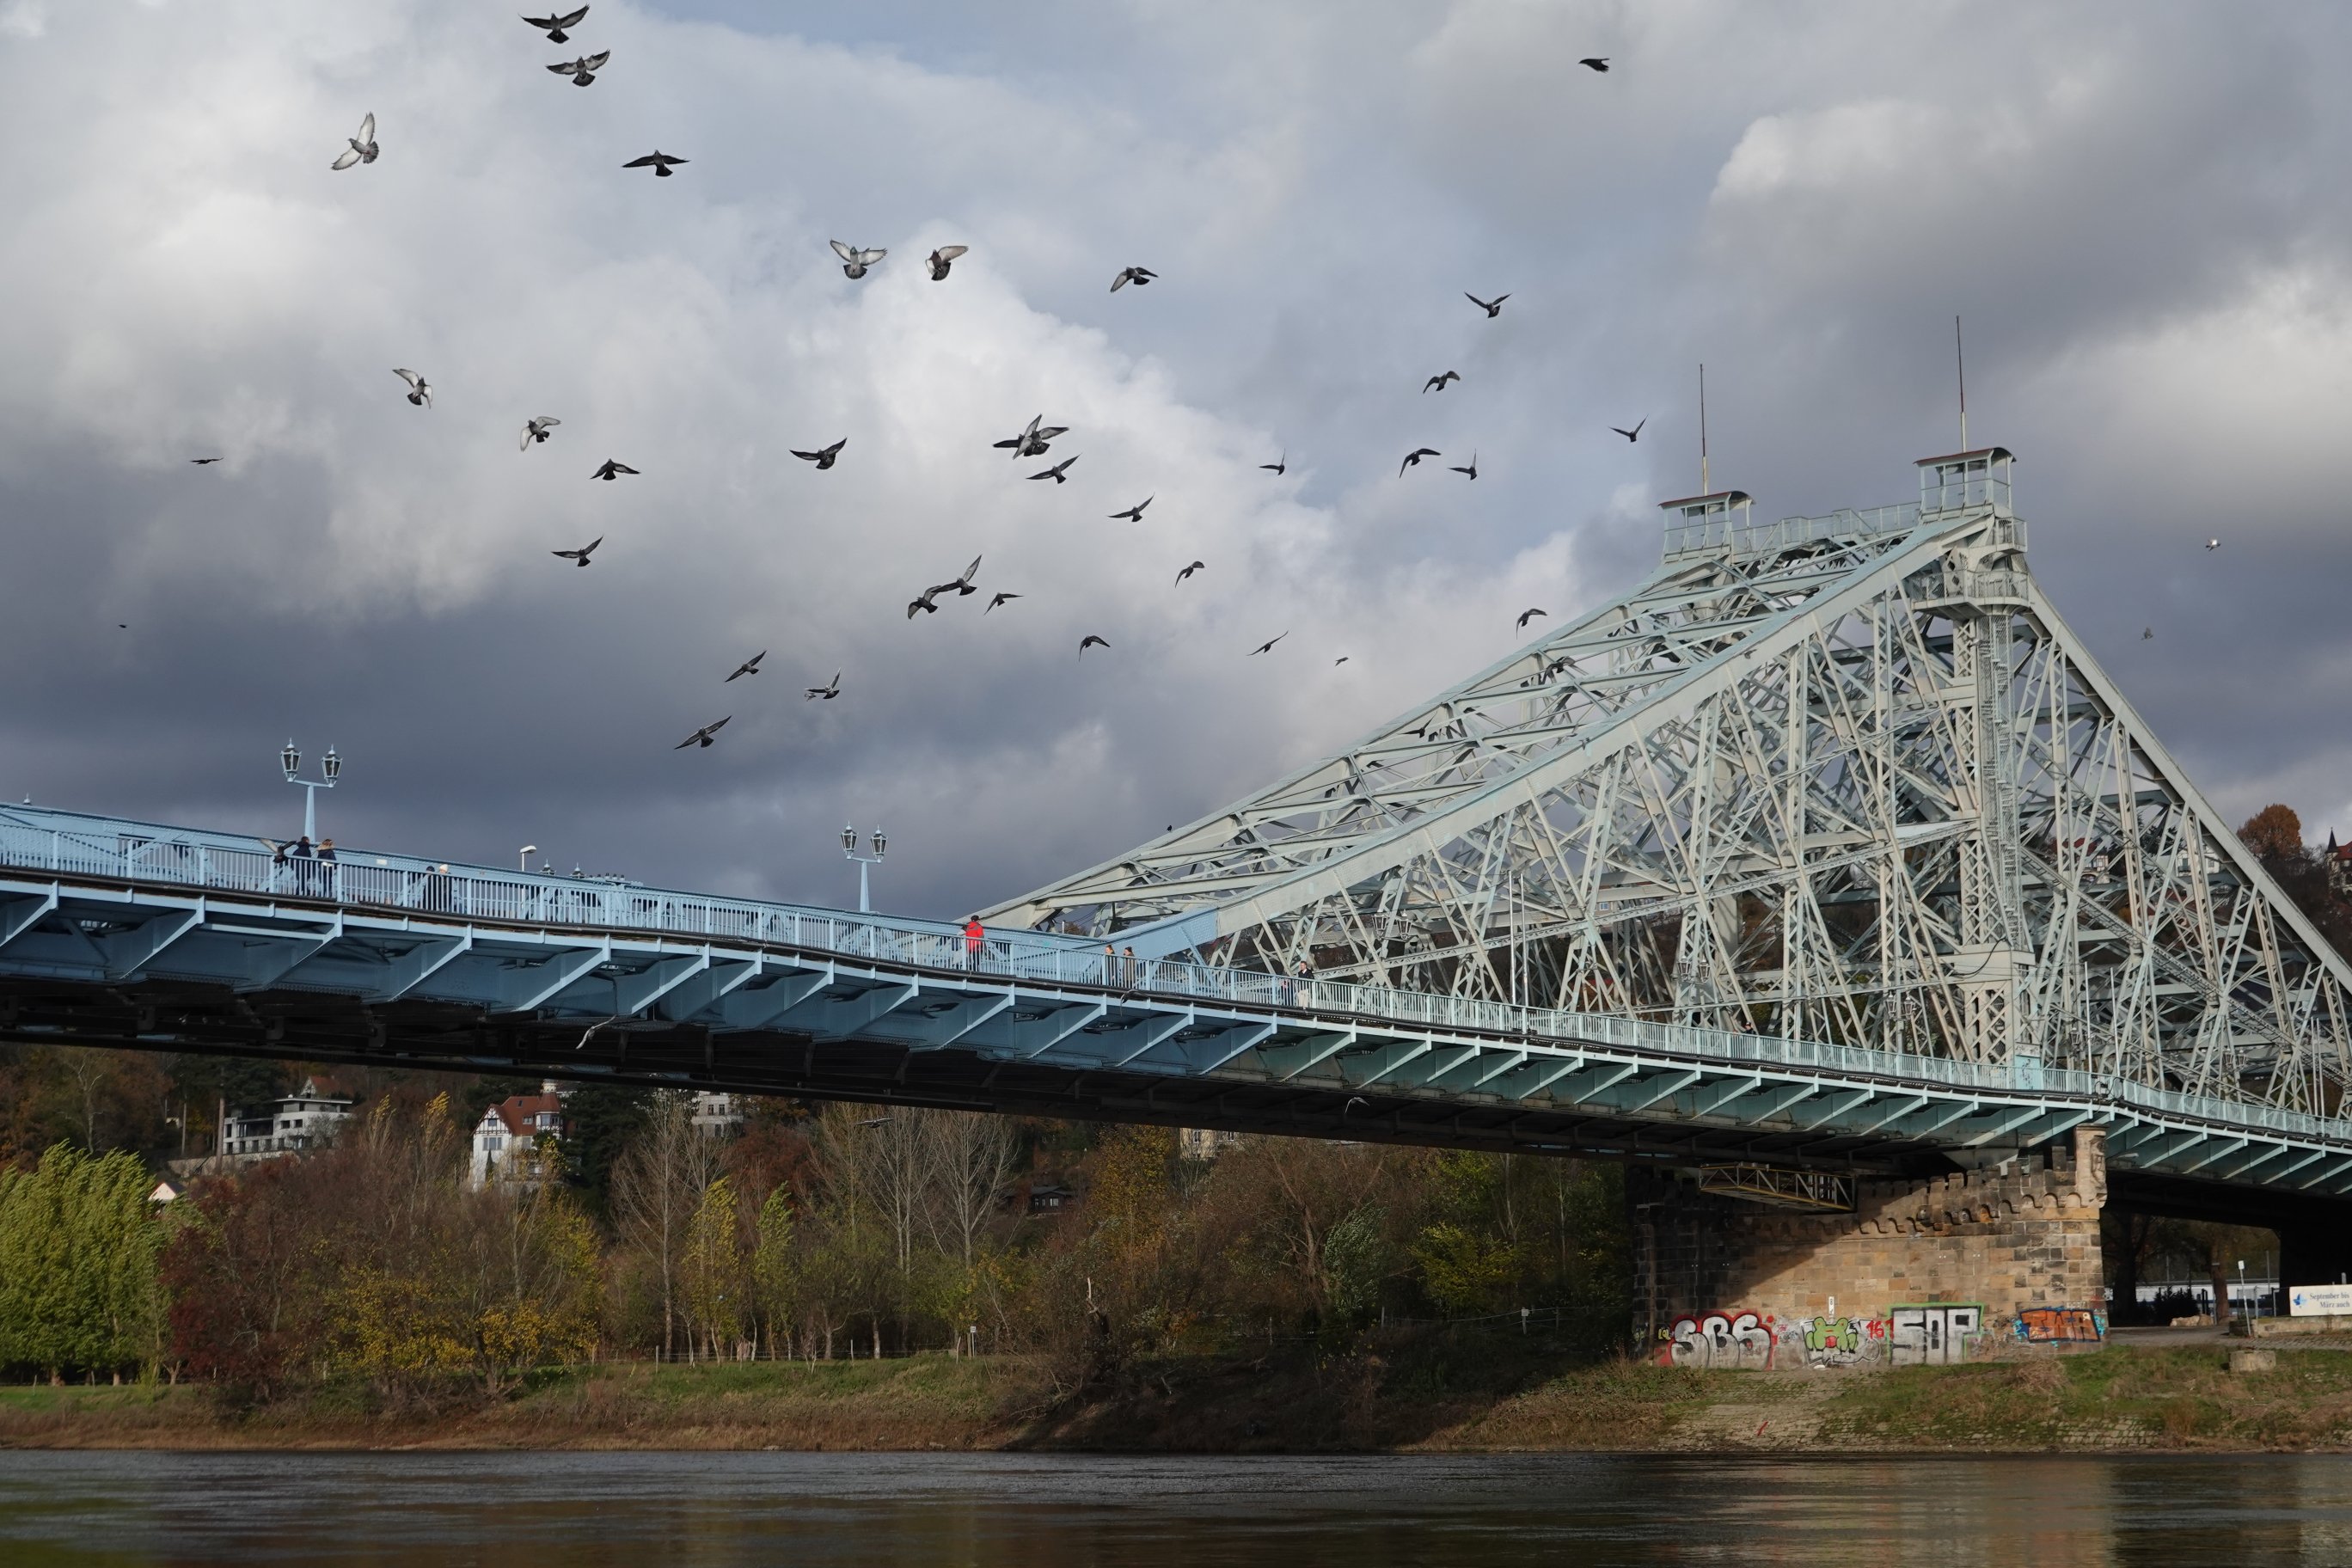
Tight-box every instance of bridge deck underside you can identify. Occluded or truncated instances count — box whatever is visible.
[3,871,2348,1197]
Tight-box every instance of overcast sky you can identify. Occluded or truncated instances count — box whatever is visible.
[3,0,2349,919]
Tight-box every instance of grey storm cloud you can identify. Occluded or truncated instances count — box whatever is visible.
[3,0,2351,921]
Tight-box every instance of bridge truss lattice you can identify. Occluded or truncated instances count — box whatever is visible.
[991,450,2352,1118]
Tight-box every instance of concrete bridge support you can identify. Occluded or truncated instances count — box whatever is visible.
[1631,1128,2108,1357]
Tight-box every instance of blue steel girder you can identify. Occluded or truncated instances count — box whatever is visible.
[0,891,58,953]
[1259,1030,1357,1081]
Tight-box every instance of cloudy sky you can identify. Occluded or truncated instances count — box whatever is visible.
[3,0,2349,919]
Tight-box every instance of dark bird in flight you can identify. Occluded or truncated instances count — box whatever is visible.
[986,591,1021,613]
[1109,496,1152,522]
[1247,632,1289,656]
[2205,538,2220,550]
[1424,371,1461,393]
[1261,452,1286,475]
[675,716,730,750]
[591,459,639,481]
[805,672,842,700]
[520,416,560,450]
[523,6,589,43]
[1612,418,1645,443]
[1579,57,1609,71]
[2141,628,2153,640]
[793,438,847,470]
[995,414,1069,458]
[1111,266,1157,291]
[926,245,968,280]
[622,150,687,177]
[330,113,378,169]
[1451,452,1479,480]
[726,651,765,681]
[1400,447,1440,475]
[393,368,431,407]
[1334,656,1349,665]
[553,536,603,567]
[907,590,940,619]
[190,456,223,464]
[930,556,983,597]
[548,51,609,85]
[1079,634,1109,658]
[1516,607,1547,630]
[831,241,886,279]
[1465,291,1508,317]
[118,623,128,630]
[1175,560,1204,584]
[1029,455,1080,483]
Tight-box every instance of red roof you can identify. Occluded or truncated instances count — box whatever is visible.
[487,1093,564,1137]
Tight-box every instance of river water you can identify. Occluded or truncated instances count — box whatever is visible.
[3,1451,2350,1565]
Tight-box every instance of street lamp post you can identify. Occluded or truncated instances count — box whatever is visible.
[279,740,341,840]
[841,824,886,913]
[519,845,539,873]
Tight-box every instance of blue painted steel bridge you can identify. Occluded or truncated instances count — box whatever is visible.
[2,801,2347,1208]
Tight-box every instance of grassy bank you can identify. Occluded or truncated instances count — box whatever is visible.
[5,1337,2350,1453]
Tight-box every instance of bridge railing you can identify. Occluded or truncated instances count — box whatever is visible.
[2,805,2347,1147]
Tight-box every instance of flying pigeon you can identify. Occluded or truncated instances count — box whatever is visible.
[1079,635,1110,658]
[805,672,842,700]
[1424,371,1461,393]
[190,457,223,465]
[928,556,983,597]
[907,590,940,619]
[520,416,560,451]
[1175,560,1204,584]
[1029,455,1080,483]
[1516,607,1547,630]
[553,536,602,567]
[1400,447,1440,475]
[330,113,378,170]
[1261,452,1286,475]
[994,415,1069,458]
[393,368,432,407]
[1465,291,1508,318]
[674,716,730,750]
[793,439,847,470]
[1451,452,1479,480]
[523,6,589,44]
[1111,266,1157,291]
[622,151,687,177]
[1579,57,1609,71]
[986,592,1021,613]
[1612,418,1646,443]
[1333,657,1349,665]
[2141,628,2153,640]
[726,651,765,681]
[831,241,886,279]
[591,458,639,481]
[1109,496,1153,522]
[1247,633,1289,656]
[2205,538,2220,550]
[548,51,609,85]
[926,245,968,280]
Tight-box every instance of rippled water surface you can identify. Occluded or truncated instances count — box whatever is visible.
[3,1450,2351,1565]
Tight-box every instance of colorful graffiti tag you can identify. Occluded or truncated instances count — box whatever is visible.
[2014,1307,2105,1344]
[1792,1315,1887,1367]
[1663,1310,1779,1369]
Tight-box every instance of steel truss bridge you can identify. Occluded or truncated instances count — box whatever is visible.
[2,448,2349,1204]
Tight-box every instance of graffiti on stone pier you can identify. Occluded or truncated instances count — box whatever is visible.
[1792,1315,1887,1367]
[1890,1303,1983,1365]
[1663,1310,1779,1369]
[2014,1307,2105,1344]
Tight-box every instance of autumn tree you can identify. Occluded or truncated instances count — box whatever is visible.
[609,1093,720,1357]
[0,1144,165,1381]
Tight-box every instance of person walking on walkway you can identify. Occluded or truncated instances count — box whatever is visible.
[292,836,315,895]
[316,838,338,898]
[1123,946,1140,991]
[963,915,985,971]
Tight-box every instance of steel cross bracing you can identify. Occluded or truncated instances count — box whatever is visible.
[989,451,2352,1133]
[0,790,2349,1196]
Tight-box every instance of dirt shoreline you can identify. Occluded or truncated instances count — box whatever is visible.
[4,1341,2349,1455]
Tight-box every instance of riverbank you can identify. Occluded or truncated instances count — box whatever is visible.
[7,1335,2352,1453]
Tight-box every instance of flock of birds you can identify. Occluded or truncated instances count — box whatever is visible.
[215,19,1635,756]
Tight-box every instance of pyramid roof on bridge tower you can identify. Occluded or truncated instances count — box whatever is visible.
[986,445,2352,1114]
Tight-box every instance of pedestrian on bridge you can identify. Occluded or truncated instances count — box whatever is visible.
[293,836,315,895]
[1102,942,1118,986]
[963,916,985,971]
[317,839,338,898]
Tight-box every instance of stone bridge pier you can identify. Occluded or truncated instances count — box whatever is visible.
[1630,1128,2109,1357]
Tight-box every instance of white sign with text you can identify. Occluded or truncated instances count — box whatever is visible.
[2288,1284,2352,1316]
